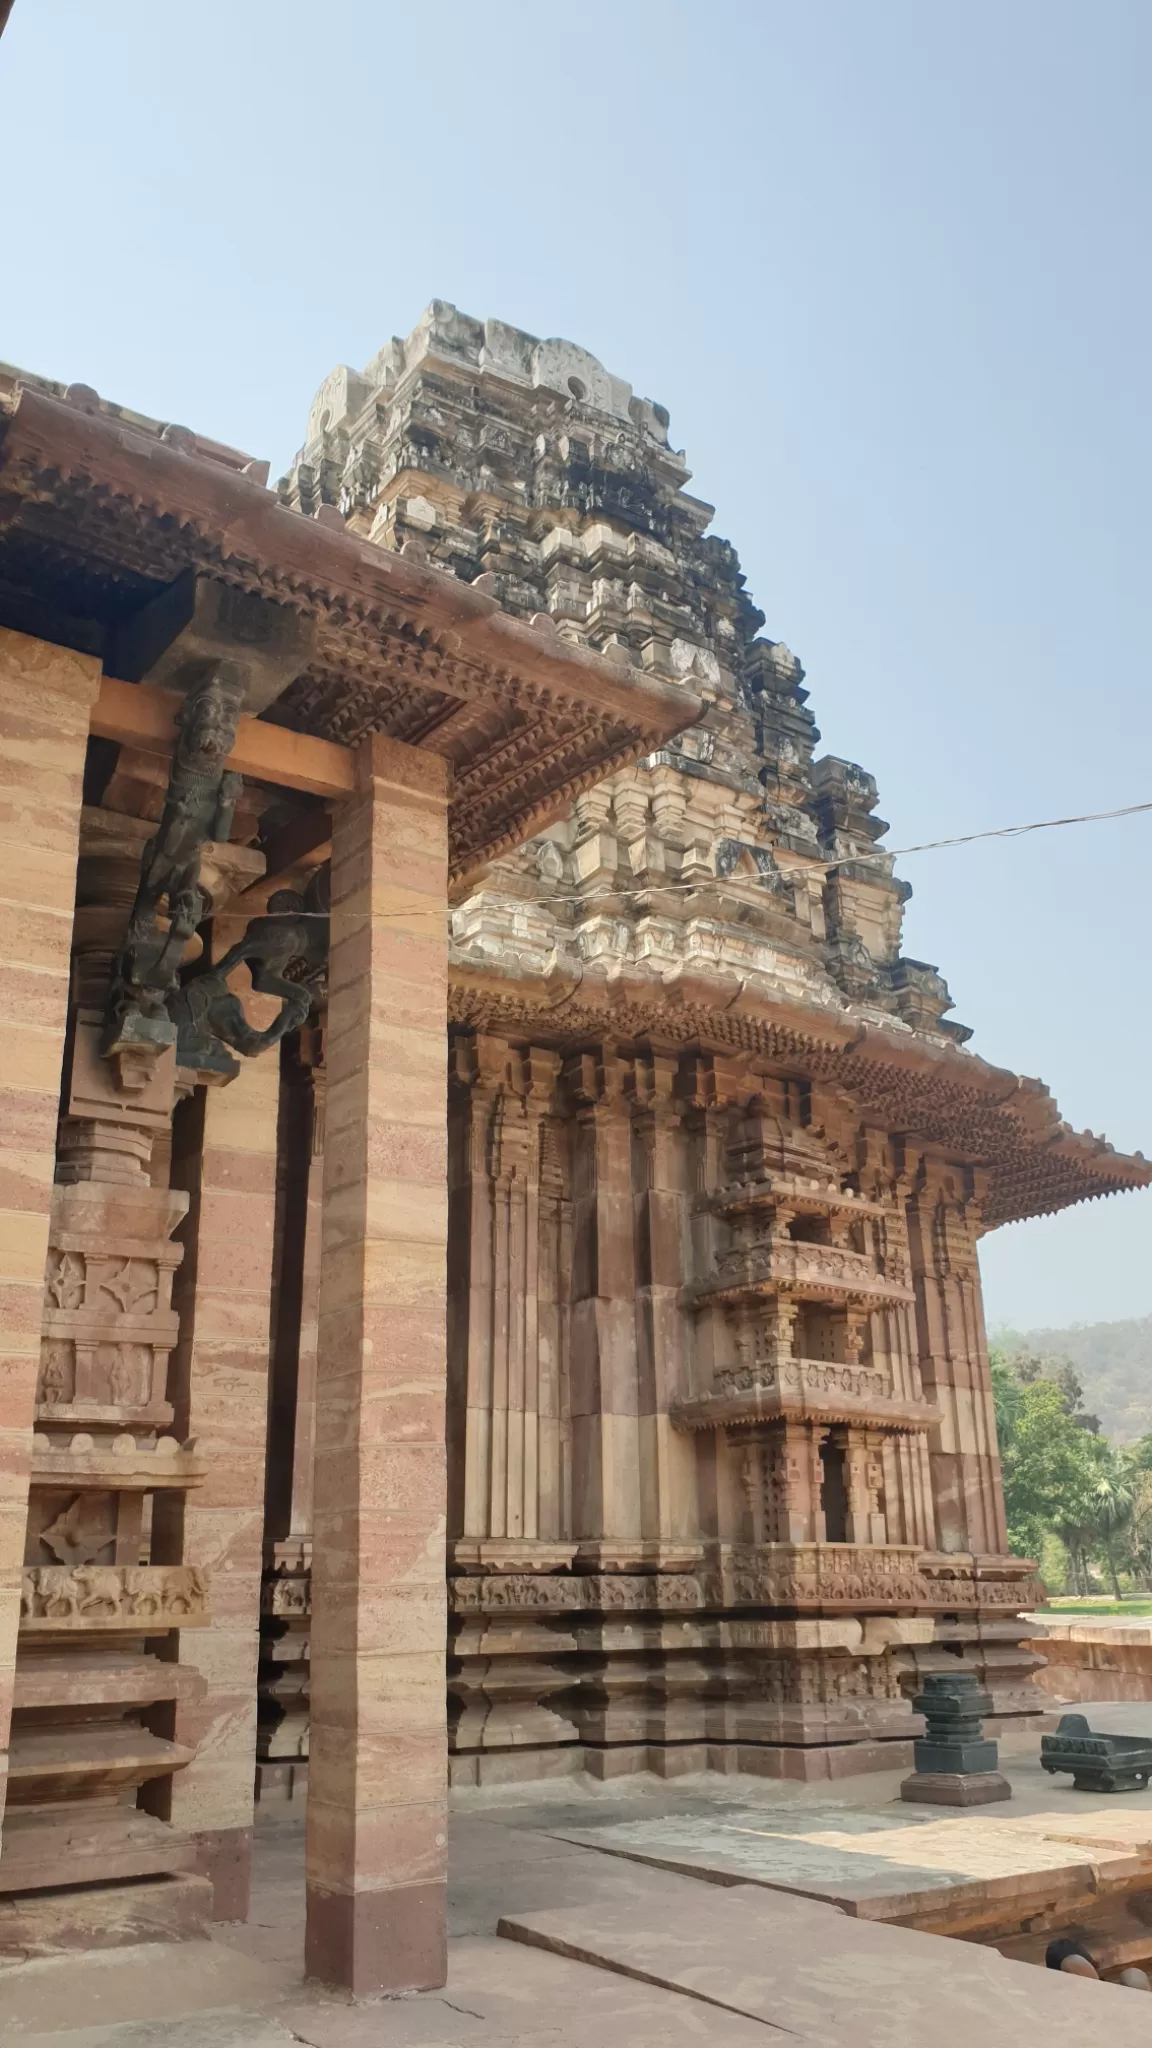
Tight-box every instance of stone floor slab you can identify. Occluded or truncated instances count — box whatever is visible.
[0,1942,287,2040]
[498,1883,1152,2045]
[277,1934,771,2045]
[1,2018,298,2048]
[549,1804,1146,1925]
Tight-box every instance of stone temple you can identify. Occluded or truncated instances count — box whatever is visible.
[0,305,1145,1992]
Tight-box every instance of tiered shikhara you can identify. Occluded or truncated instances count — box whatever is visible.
[259,303,1146,1785]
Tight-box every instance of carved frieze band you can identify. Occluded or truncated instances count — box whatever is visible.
[448,1550,1042,1618]
[20,1564,211,1630]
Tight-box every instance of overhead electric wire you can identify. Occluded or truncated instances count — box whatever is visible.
[255,792,1152,918]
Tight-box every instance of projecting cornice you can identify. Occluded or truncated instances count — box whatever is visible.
[0,380,702,876]
[447,954,1151,1227]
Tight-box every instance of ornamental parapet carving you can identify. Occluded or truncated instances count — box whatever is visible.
[689,1239,914,1309]
[450,1572,707,1617]
[708,1543,929,1612]
[671,1363,938,1435]
[20,1564,211,1631]
[715,1179,896,1225]
[445,1553,1043,1628]
[917,1551,1045,1611]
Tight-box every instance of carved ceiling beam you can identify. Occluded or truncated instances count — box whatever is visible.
[91,675,355,799]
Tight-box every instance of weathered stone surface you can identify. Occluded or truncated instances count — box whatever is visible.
[0,1870,211,1956]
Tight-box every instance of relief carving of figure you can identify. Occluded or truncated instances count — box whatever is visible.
[103,661,246,1062]
[123,1568,162,1617]
[168,869,329,1077]
[37,1342,73,1406]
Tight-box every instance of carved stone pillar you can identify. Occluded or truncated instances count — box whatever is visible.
[628,1050,696,1544]
[3,653,216,1933]
[305,733,450,1997]
[565,1048,640,1550]
[446,1038,577,1777]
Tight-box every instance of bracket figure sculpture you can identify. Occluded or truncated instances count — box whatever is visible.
[169,869,331,1080]
[102,659,246,1079]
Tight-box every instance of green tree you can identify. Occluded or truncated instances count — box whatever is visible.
[1088,1463,1136,1598]
[992,1355,1105,1570]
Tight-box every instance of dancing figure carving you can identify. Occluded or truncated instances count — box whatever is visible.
[169,870,330,1078]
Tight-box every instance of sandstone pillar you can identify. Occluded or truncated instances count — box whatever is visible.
[629,1051,696,1544]
[0,631,99,1828]
[906,1161,1007,1555]
[161,1034,280,1917]
[566,1049,639,1548]
[305,733,450,1997]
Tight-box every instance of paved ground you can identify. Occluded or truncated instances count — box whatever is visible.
[6,1708,1152,2045]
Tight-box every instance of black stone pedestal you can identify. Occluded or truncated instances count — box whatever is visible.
[900,1671,1011,1807]
[901,1769,1012,1807]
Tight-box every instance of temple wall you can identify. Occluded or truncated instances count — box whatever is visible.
[439,1028,1041,1785]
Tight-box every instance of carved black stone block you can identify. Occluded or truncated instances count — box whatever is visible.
[1041,1713,1152,1793]
[901,1670,1011,1806]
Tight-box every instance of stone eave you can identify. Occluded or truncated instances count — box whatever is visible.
[446,954,1151,1227]
[670,1388,939,1434]
[0,384,702,875]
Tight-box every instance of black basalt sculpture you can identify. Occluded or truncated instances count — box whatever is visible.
[901,1669,1012,1806]
[102,660,246,1071]
[1042,1713,1152,1794]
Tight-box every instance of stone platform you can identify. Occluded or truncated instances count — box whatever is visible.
[6,1716,1152,2044]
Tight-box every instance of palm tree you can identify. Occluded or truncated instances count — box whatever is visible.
[1088,1467,1136,1600]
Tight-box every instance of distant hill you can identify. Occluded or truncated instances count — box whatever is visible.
[994,1316,1152,1444]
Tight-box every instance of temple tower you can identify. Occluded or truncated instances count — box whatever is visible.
[270,305,1140,1783]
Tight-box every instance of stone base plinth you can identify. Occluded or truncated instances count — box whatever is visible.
[901,1770,1012,1806]
[0,1872,211,1956]
[449,1736,916,1788]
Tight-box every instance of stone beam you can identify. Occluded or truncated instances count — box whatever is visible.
[90,676,355,799]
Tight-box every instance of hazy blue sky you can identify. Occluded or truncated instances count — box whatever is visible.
[3,1,1149,1328]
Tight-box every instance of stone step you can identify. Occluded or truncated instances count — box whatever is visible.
[0,1871,211,1955]
[0,1802,196,1893]
[6,1721,195,1802]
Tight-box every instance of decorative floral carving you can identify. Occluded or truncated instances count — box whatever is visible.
[99,1260,159,1316]
[45,1250,85,1312]
[39,1494,116,1568]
